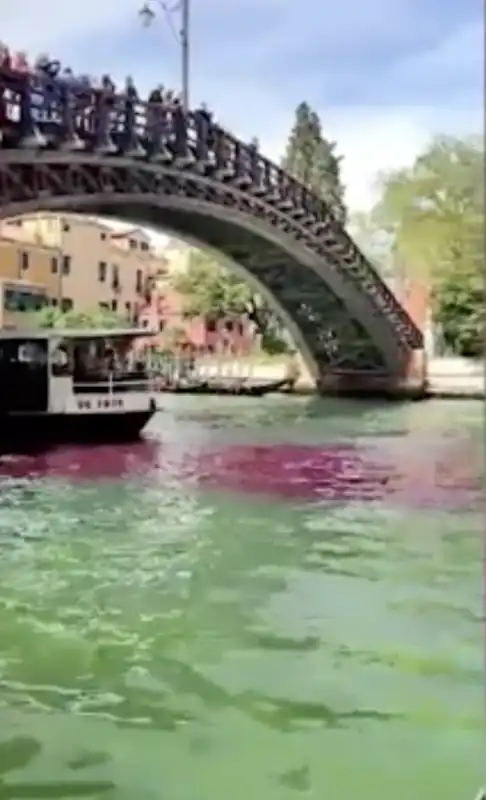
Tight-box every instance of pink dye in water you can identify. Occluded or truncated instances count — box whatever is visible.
[0,438,480,510]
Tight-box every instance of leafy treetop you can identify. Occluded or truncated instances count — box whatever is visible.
[281,101,347,224]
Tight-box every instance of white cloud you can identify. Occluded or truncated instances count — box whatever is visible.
[314,105,481,211]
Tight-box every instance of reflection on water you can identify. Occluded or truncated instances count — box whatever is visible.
[0,398,482,800]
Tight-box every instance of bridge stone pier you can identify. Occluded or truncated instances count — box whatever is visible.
[0,65,426,398]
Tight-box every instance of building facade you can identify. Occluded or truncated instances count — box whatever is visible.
[0,214,261,352]
[0,235,60,298]
[0,213,161,321]
[138,274,255,354]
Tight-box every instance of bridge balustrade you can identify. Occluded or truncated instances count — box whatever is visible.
[0,66,304,211]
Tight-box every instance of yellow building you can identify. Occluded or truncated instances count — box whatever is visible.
[0,213,163,319]
[0,236,61,301]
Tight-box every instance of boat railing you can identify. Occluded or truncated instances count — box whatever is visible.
[73,375,151,394]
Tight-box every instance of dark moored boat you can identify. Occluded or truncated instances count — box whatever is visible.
[161,378,291,397]
[0,329,157,452]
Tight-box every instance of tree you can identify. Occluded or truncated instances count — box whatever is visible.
[432,263,484,357]
[281,101,347,223]
[371,135,484,354]
[372,136,484,282]
[171,249,250,319]
[348,211,396,279]
[170,249,290,352]
[35,307,128,329]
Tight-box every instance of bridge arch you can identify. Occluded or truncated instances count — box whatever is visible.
[0,154,422,392]
[0,62,425,394]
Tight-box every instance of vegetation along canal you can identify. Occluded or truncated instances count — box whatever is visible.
[0,396,482,799]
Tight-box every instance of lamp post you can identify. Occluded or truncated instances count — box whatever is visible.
[138,0,190,112]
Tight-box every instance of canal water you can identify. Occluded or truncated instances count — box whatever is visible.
[0,398,482,799]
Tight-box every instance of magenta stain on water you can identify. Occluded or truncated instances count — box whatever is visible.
[0,438,480,510]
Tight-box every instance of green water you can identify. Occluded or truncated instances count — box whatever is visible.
[0,398,483,799]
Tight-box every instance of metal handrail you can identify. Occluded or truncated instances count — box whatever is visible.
[73,378,151,390]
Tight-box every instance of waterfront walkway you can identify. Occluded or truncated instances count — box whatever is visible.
[194,356,484,398]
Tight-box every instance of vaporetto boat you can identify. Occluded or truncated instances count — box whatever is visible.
[0,328,157,450]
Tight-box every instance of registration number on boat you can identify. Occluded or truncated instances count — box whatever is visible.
[77,399,125,410]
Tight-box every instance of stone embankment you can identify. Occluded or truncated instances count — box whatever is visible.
[425,358,484,399]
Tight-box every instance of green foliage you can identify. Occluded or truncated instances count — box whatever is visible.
[432,264,484,357]
[172,249,254,319]
[171,249,270,331]
[260,329,289,355]
[35,307,129,330]
[371,135,484,355]
[281,101,347,223]
[372,135,484,282]
[170,249,292,354]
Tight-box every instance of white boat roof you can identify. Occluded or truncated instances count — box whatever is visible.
[0,328,156,340]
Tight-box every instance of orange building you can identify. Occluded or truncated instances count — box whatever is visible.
[0,214,162,321]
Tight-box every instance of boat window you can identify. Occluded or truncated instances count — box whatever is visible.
[0,339,48,366]
[18,342,47,364]
[70,337,149,392]
[3,288,48,312]
[51,346,72,377]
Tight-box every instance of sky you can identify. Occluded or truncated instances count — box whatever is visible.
[1,0,482,221]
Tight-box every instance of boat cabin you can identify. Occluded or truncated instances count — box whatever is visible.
[0,328,155,416]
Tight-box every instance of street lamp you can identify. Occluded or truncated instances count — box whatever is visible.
[138,0,190,112]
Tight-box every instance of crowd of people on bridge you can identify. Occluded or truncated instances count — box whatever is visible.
[0,40,215,156]
[0,41,184,109]
[0,41,263,156]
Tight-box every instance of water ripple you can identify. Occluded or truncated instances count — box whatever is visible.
[0,399,482,798]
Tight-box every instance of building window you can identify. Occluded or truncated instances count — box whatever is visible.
[20,251,29,271]
[62,222,70,232]
[51,297,58,307]
[51,257,58,274]
[100,232,106,241]
[225,320,234,332]
[141,241,149,252]
[111,300,118,312]
[205,317,217,333]
[129,238,137,250]
[158,319,165,332]
[135,270,143,293]
[62,255,71,275]
[99,302,109,310]
[125,301,131,314]
[98,261,107,282]
[61,297,73,312]
[112,265,120,290]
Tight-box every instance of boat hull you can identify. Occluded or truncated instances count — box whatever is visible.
[158,378,291,397]
[0,409,156,453]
